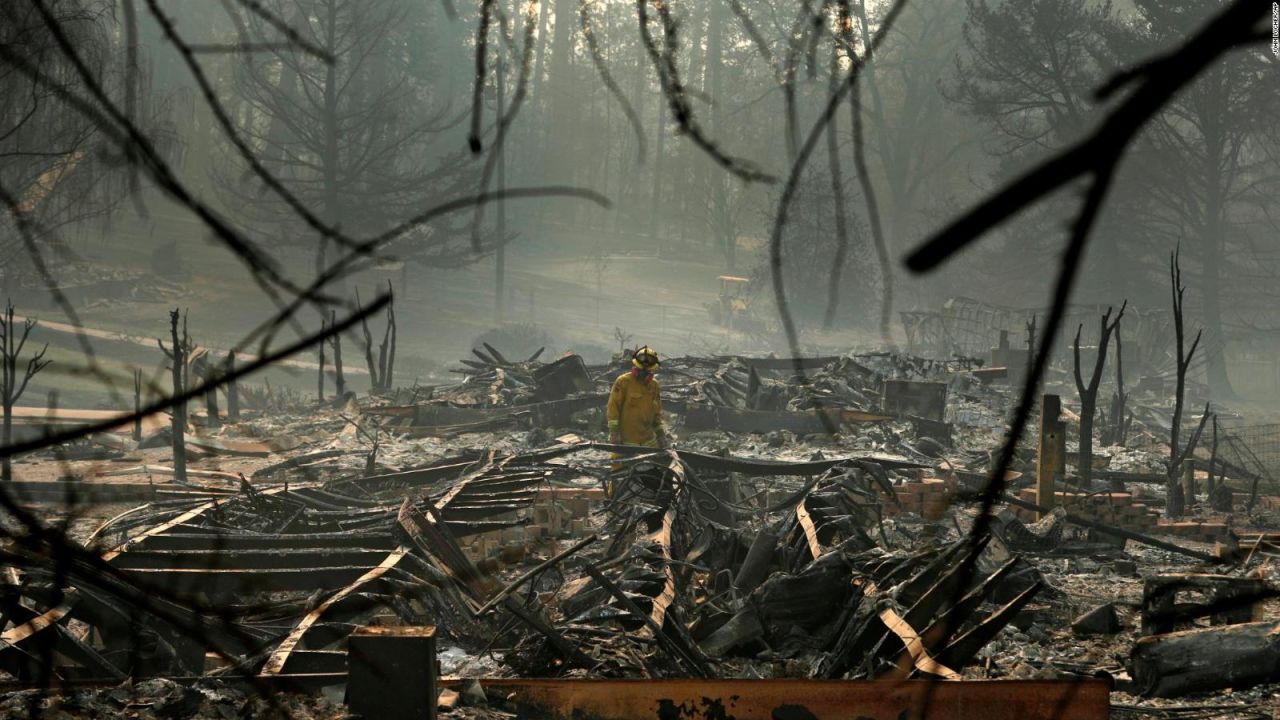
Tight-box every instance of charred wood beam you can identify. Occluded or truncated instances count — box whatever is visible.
[581,562,710,677]
[109,548,393,571]
[134,531,396,552]
[120,566,376,596]
[955,489,1219,563]
[934,581,1043,670]
[1131,621,1280,697]
[398,499,596,669]
[259,546,411,676]
[473,534,598,617]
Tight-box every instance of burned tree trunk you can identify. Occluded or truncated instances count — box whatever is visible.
[1025,315,1037,382]
[226,351,239,421]
[1207,414,1218,502]
[317,319,326,403]
[348,285,399,394]
[0,301,51,483]
[159,309,189,484]
[1102,316,1131,446]
[1072,302,1125,487]
[356,289,382,392]
[377,282,396,392]
[1131,621,1280,697]
[1167,250,1202,518]
[1173,403,1212,506]
[329,309,345,398]
[133,369,143,441]
[203,356,220,430]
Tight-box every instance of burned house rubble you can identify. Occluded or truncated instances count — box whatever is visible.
[0,343,1277,720]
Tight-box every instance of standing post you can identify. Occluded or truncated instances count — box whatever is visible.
[203,355,221,430]
[226,351,239,422]
[0,302,51,482]
[132,369,143,441]
[317,319,326,403]
[1207,415,1218,502]
[346,626,437,720]
[162,309,188,484]
[329,309,345,398]
[1182,461,1196,506]
[1036,394,1065,520]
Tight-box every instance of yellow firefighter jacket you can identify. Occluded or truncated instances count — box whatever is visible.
[607,371,664,447]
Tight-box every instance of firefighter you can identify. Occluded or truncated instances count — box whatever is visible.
[607,345,668,450]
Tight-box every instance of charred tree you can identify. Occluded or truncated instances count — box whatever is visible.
[1025,315,1037,383]
[1167,249,1202,518]
[1073,301,1125,487]
[226,351,239,422]
[217,0,473,281]
[1103,317,1131,447]
[328,309,345,398]
[1173,403,1212,507]
[132,369,143,442]
[0,301,50,482]
[356,289,381,392]
[0,3,139,285]
[378,282,397,392]
[317,319,326,403]
[158,309,192,485]
[200,353,220,430]
[357,285,399,393]
[1207,414,1221,507]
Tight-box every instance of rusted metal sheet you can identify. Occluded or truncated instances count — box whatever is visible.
[443,679,1109,720]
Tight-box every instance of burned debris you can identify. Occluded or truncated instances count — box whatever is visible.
[4,0,1278,716]
[0,337,1276,720]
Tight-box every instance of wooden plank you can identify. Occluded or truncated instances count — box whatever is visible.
[795,501,824,560]
[1036,395,1064,521]
[103,500,219,562]
[645,454,684,637]
[878,608,960,680]
[259,546,410,676]
[0,600,75,646]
